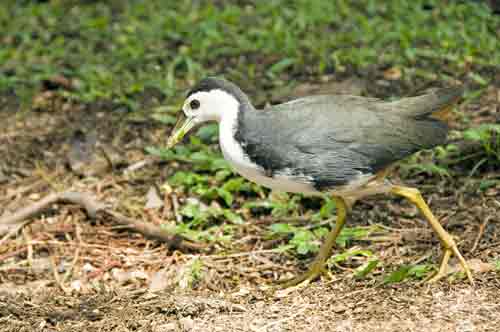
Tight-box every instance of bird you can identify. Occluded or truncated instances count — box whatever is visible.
[166,76,473,286]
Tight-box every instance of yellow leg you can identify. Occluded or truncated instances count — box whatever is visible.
[391,186,473,284]
[279,196,348,288]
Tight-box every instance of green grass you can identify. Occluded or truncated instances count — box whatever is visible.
[2,0,500,281]
[1,0,499,106]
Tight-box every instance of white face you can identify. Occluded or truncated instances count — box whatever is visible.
[182,89,240,124]
[166,88,241,148]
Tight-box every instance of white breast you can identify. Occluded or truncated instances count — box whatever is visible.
[218,113,318,194]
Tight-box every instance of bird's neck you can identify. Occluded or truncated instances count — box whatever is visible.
[219,104,241,138]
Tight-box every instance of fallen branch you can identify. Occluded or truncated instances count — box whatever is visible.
[0,190,206,252]
[0,221,31,247]
[0,191,105,227]
[102,209,205,251]
[470,215,492,253]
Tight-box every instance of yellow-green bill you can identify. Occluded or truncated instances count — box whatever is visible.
[166,112,195,148]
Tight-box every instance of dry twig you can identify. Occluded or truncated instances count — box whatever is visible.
[103,209,205,251]
[470,216,491,253]
[50,254,70,294]
[123,156,161,174]
[0,190,205,252]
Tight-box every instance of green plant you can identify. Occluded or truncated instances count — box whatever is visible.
[178,257,204,289]
[462,124,500,175]
[354,259,379,279]
[269,223,380,255]
[327,248,379,279]
[268,223,324,255]
[383,264,433,284]
[2,1,500,107]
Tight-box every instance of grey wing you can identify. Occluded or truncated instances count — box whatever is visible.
[245,96,447,190]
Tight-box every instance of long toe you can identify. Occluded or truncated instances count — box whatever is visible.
[277,262,328,288]
[451,246,474,284]
[426,247,474,284]
[426,249,452,283]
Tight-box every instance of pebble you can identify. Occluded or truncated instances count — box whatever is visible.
[331,304,347,313]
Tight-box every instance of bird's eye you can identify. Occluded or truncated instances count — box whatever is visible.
[190,99,200,110]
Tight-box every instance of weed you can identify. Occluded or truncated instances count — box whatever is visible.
[383,264,433,284]
[178,257,204,289]
[462,124,500,175]
[1,1,499,106]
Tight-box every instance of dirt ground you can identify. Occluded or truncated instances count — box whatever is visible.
[2,281,500,332]
[0,81,499,332]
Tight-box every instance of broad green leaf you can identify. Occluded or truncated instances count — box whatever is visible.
[210,158,230,171]
[180,203,203,219]
[222,178,246,192]
[354,259,379,279]
[151,113,177,124]
[215,169,233,181]
[463,128,482,141]
[269,223,295,234]
[217,188,234,206]
[329,249,372,264]
[290,230,317,254]
[169,171,207,186]
[268,58,295,74]
[408,264,433,279]
[383,265,412,284]
[336,226,373,247]
[223,210,244,224]
[479,180,499,191]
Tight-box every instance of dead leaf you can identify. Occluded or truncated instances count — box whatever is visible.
[112,268,149,284]
[467,258,495,273]
[31,257,52,274]
[149,269,171,292]
[448,258,495,275]
[383,67,402,80]
[145,186,164,209]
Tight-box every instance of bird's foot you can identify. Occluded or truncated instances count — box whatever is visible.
[426,242,474,284]
[277,259,330,288]
[390,186,474,285]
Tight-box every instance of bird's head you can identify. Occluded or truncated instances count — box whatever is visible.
[166,77,249,148]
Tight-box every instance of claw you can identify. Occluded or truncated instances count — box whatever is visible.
[277,261,328,288]
[391,185,474,285]
[426,246,474,284]
[276,196,348,289]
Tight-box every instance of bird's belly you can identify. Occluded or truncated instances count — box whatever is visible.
[219,133,318,194]
[222,145,373,195]
[232,161,318,194]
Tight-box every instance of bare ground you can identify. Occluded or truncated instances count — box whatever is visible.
[0,81,499,332]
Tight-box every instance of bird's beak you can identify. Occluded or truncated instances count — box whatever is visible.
[166,111,195,148]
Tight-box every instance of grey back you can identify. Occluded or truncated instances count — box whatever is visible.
[235,94,449,190]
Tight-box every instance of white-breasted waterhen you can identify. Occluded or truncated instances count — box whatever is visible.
[166,77,473,286]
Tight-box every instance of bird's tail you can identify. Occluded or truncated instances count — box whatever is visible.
[385,86,464,121]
